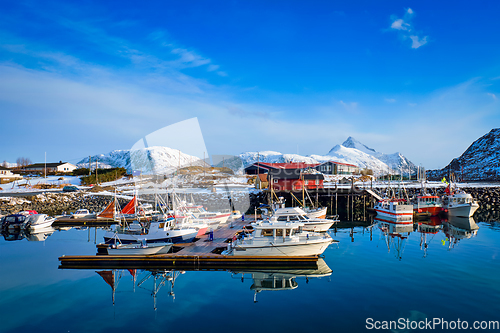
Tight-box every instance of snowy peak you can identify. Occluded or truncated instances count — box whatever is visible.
[427,128,500,180]
[340,137,378,155]
[77,146,205,174]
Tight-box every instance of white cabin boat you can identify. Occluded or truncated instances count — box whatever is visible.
[268,207,337,232]
[71,209,96,219]
[442,192,479,218]
[24,214,55,232]
[179,204,231,226]
[223,219,334,256]
[374,199,413,221]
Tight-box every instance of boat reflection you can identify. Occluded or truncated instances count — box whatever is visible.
[1,225,55,242]
[93,259,331,308]
[231,258,332,302]
[96,268,182,311]
[442,216,479,250]
[416,216,443,258]
[375,216,414,261]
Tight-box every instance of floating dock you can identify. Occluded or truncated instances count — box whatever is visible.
[58,218,320,270]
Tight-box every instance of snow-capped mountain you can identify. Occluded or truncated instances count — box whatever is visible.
[338,137,417,174]
[237,137,417,176]
[427,128,500,181]
[77,146,205,174]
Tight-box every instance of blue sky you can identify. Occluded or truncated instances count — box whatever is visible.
[0,0,499,169]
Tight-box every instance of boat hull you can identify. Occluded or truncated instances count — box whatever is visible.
[447,203,479,218]
[305,207,328,219]
[107,243,172,255]
[302,221,335,232]
[103,229,197,244]
[232,239,333,256]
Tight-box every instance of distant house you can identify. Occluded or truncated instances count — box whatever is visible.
[244,162,320,175]
[24,162,77,174]
[314,161,359,175]
[0,166,22,183]
[267,168,324,191]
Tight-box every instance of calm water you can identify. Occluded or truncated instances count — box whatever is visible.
[1,215,500,333]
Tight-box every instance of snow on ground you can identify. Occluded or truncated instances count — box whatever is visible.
[0,176,82,193]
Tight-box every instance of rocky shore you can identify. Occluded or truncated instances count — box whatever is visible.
[0,190,267,217]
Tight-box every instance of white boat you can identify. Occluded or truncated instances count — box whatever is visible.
[223,219,335,256]
[106,239,172,255]
[178,203,231,226]
[442,192,479,218]
[24,214,56,231]
[25,226,55,241]
[228,210,243,221]
[267,207,337,232]
[374,199,413,221]
[303,206,328,219]
[71,209,96,219]
[103,218,198,244]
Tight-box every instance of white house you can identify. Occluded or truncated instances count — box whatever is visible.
[0,166,22,182]
[24,162,77,174]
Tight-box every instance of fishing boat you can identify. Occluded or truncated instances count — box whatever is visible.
[442,216,479,249]
[376,216,414,260]
[103,218,198,244]
[374,198,413,221]
[442,191,479,218]
[71,209,96,219]
[24,214,55,232]
[265,206,337,232]
[105,239,172,255]
[303,206,328,219]
[222,219,335,256]
[413,195,442,216]
[178,203,231,226]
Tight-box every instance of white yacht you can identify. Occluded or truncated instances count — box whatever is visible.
[223,219,335,256]
[268,207,337,232]
[442,192,479,217]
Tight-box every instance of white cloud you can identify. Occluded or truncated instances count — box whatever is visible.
[410,35,428,49]
[391,19,408,31]
[385,98,396,103]
[487,93,497,100]
[390,8,428,49]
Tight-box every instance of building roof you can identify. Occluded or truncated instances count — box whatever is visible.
[25,162,73,168]
[267,168,324,180]
[317,161,358,168]
[0,166,11,171]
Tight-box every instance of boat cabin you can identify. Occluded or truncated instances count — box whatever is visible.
[252,220,304,238]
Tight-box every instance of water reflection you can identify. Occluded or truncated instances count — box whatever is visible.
[231,258,332,302]
[96,269,182,311]
[416,216,442,258]
[1,225,56,242]
[442,216,479,250]
[92,259,331,309]
[375,217,413,260]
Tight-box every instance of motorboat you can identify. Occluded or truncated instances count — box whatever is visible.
[71,209,96,219]
[413,195,442,216]
[103,218,198,244]
[105,239,172,255]
[174,216,209,237]
[222,219,335,256]
[1,213,29,231]
[442,191,479,218]
[24,214,55,232]
[266,206,337,232]
[178,203,231,226]
[228,210,243,221]
[374,198,413,221]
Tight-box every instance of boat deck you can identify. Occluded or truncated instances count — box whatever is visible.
[58,217,320,270]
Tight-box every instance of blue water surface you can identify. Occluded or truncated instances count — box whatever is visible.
[1,217,499,333]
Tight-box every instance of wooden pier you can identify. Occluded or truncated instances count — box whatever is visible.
[58,218,320,270]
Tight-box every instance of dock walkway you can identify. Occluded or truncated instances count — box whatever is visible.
[58,218,319,270]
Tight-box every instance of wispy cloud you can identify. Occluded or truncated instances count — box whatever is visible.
[339,100,358,110]
[390,8,428,49]
[384,98,396,103]
[487,92,497,100]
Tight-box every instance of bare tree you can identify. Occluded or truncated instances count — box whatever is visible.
[2,160,7,168]
[16,157,32,168]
